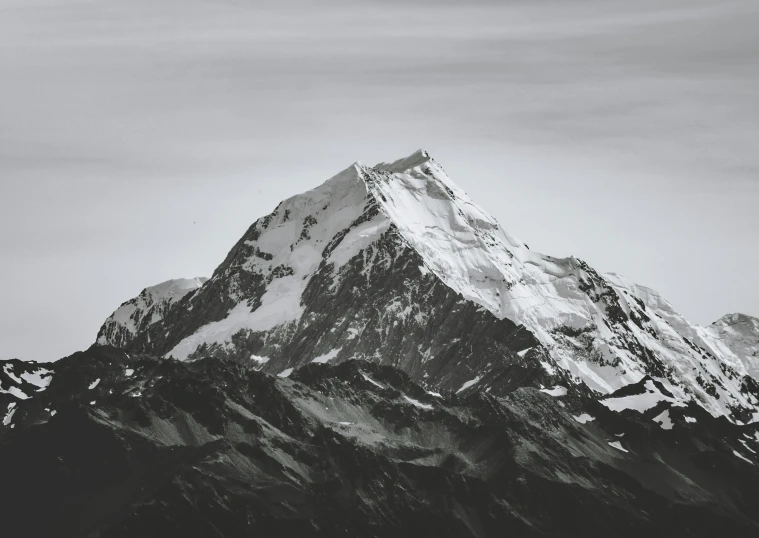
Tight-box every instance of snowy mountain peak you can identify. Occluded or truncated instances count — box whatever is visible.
[96,277,208,348]
[95,150,759,424]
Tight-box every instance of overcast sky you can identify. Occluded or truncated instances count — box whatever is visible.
[1,0,757,362]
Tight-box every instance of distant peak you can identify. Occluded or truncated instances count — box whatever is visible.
[373,149,432,174]
[713,313,759,327]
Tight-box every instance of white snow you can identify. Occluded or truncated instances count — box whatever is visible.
[277,368,294,378]
[540,386,567,397]
[338,421,353,426]
[517,348,531,357]
[403,395,433,410]
[21,368,52,390]
[601,380,686,413]
[733,450,754,464]
[88,379,100,389]
[573,413,595,424]
[125,369,134,377]
[3,403,17,426]
[360,372,384,389]
[250,355,270,364]
[98,277,207,345]
[426,390,443,398]
[684,416,697,423]
[539,361,556,376]
[3,364,22,384]
[456,375,482,394]
[1,386,29,400]
[311,348,341,364]
[608,441,629,453]
[740,440,757,454]
[652,409,674,430]
[90,401,96,405]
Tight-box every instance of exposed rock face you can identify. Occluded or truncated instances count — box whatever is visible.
[2,347,759,538]
[96,150,759,423]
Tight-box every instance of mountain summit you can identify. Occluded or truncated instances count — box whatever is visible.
[97,150,759,423]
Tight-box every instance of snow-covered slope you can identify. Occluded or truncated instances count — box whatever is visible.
[95,150,759,423]
[97,277,207,348]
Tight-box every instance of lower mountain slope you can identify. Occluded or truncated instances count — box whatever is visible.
[2,347,759,538]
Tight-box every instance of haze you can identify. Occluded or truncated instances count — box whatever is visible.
[1,0,757,362]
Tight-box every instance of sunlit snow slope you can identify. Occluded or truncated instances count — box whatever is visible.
[97,150,759,423]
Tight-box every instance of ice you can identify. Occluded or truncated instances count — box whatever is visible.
[125,369,134,376]
[426,390,443,398]
[277,368,293,378]
[403,395,433,410]
[573,413,594,424]
[90,401,96,405]
[312,348,341,364]
[652,409,674,430]
[540,386,567,397]
[456,375,482,393]
[88,379,100,389]
[684,416,697,423]
[608,441,629,453]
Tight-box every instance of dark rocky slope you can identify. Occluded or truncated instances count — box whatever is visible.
[2,347,758,538]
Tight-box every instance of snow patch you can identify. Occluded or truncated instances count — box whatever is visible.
[312,348,341,364]
[608,441,629,453]
[573,413,594,424]
[403,395,433,410]
[652,409,674,430]
[277,368,294,378]
[601,380,686,413]
[125,369,134,377]
[3,403,17,426]
[456,375,482,394]
[250,355,270,364]
[733,450,754,464]
[684,416,697,423]
[88,379,100,390]
[540,386,568,397]
[360,372,384,389]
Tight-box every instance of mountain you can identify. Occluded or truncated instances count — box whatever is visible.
[96,149,759,423]
[1,346,758,538]
[4,149,759,537]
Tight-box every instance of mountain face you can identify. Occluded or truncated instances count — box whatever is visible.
[1,346,759,538]
[96,150,759,423]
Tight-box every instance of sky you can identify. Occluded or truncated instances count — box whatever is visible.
[1,0,757,362]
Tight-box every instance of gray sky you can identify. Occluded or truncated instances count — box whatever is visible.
[1,0,757,362]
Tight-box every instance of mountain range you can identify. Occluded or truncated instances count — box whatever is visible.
[2,149,759,537]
